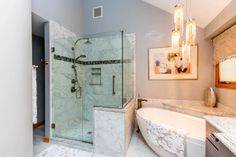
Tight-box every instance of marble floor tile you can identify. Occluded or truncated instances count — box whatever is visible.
[35,145,109,157]
[34,132,159,157]
[126,132,159,157]
[91,153,109,157]
[35,145,92,157]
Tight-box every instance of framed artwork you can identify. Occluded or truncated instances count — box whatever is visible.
[148,45,198,80]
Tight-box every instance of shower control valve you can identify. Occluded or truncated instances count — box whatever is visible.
[71,79,76,84]
[71,87,76,93]
[72,65,77,69]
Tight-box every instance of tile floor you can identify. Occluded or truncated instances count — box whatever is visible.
[34,128,158,157]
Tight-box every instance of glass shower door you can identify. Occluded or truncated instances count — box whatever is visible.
[51,36,84,142]
[80,31,123,143]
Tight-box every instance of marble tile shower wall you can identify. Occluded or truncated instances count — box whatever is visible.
[83,64,122,121]
[78,34,123,121]
[50,21,83,138]
[76,33,135,121]
[75,34,123,61]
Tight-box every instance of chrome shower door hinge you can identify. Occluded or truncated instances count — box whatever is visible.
[51,47,55,52]
[51,123,56,129]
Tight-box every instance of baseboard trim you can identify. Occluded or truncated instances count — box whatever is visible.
[33,121,45,128]
[43,136,50,143]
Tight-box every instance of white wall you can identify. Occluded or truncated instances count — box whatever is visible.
[205,0,236,39]
[0,1,33,157]
[32,0,83,35]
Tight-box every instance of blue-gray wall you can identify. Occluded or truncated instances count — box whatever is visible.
[82,0,214,100]
[32,35,45,123]
[32,0,83,35]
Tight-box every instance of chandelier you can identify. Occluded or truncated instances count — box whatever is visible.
[171,0,196,71]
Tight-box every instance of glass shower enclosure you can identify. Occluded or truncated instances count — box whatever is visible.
[51,31,134,143]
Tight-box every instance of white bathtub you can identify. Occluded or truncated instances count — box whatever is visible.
[136,108,206,157]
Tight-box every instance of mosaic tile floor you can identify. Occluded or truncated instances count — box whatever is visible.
[35,145,108,157]
[34,131,159,157]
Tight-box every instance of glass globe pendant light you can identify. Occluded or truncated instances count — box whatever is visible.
[174,3,184,35]
[171,29,181,52]
[185,0,196,45]
[186,18,196,45]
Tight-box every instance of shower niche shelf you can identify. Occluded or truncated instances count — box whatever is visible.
[90,68,102,86]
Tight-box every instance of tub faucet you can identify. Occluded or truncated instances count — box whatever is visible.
[136,98,148,133]
[137,98,148,109]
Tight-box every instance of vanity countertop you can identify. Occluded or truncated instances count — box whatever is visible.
[204,115,236,156]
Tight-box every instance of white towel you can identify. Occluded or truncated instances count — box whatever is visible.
[146,120,186,157]
[32,67,37,124]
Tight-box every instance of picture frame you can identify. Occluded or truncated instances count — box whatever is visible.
[148,45,198,80]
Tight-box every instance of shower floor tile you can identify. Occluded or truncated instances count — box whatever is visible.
[53,119,93,142]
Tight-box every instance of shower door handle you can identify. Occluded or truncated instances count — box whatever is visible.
[112,75,115,95]
[41,59,49,65]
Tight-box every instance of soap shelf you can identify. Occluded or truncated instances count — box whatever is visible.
[89,83,103,86]
[90,68,102,86]
[91,73,101,75]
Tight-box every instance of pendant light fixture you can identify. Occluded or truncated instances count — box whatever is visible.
[172,1,184,53]
[171,0,196,68]
[174,3,184,35]
[186,18,196,45]
[185,0,196,45]
[171,29,180,52]
[182,41,191,67]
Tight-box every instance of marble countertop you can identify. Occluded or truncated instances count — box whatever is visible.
[142,99,236,118]
[204,116,236,155]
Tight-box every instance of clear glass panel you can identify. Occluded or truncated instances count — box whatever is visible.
[51,36,84,141]
[51,30,129,143]
[122,33,135,107]
[76,31,123,142]
[80,31,123,108]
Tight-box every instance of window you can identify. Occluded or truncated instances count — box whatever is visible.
[215,57,236,89]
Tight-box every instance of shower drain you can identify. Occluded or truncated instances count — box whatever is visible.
[87,131,93,134]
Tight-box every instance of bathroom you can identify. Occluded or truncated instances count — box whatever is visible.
[1,0,236,157]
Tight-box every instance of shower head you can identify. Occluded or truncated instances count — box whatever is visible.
[72,38,92,51]
[84,38,92,45]
[75,55,86,62]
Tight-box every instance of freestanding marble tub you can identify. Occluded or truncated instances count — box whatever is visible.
[136,108,206,157]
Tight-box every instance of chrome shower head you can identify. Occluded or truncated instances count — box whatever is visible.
[75,55,86,62]
[72,38,92,51]
[84,38,92,44]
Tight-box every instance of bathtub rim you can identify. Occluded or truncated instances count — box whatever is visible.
[136,107,206,142]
